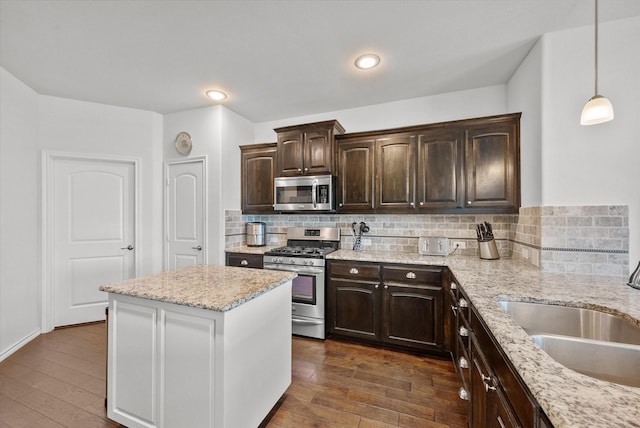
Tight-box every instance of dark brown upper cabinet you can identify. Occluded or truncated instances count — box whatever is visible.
[376,134,417,211]
[336,113,521,214]
[417,129,464,211]
[464,118,520,211]
[275,120,345,177]
[336,137,376,212]
[240,143,277,214]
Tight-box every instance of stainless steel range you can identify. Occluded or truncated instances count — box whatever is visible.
[263,227,340,339]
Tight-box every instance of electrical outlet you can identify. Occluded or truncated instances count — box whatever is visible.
[452,241,467,249]
[522,248,529,260]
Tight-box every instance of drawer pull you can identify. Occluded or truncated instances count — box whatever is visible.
[240,260,248,266]
[459,356,469,369]
[349,267,359,275]
[451,304,458,314]
[458,387,469,401]
[458,298,468,308]
[459,326,469,337]
[450,282,457,290]
[405,272,416,279]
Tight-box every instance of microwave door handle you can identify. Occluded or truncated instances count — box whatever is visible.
[312,179,317,208]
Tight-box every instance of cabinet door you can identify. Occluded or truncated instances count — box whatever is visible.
[304,128,332,175]
[241,144,276,214]
[382,283,442,350]
[417,129,463,210]
[337,138,375,212]
[376,134,416,210]
[277,130,304,176]
[328,277,381,341]
[464,120,519,211]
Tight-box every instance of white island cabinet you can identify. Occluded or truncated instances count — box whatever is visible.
[100,264,296,428]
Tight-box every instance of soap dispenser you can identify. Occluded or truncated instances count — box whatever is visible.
[629,261,640,290]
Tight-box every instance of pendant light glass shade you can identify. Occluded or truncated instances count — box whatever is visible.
[580,0,614,126]
[581,95,614,125]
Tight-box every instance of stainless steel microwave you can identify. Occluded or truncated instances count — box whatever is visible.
[273,175,335,212]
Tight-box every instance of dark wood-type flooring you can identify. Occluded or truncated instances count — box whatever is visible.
[0,322,468,427]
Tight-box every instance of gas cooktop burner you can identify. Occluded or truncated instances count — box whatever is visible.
[268,246,334,256]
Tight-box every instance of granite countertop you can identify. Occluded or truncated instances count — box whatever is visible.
[328,249,640,428]
[226,245,279,254]
[99,264,296,312]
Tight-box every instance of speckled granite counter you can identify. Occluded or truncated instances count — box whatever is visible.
[226,245,278,255]
[99,264,296,312]
[328,250,640,428]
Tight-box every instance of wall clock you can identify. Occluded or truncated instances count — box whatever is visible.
[175,132,192,156]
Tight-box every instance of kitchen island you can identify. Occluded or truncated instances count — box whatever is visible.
[99,264,296,428]
[327,250,640,427]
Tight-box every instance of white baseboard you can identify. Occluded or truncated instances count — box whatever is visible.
[0,328,41,363]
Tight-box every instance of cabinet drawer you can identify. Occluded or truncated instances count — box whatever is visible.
[226,252,263,269]
[471,308,536,427]
[382,265,442,284]
[330,262,380,280]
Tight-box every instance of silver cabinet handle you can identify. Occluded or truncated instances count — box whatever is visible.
[451,282,457,290]
[240,260,248,265]
[410,202,415,207]
[459,356,469,369]
[419,201,424,206]
[458,387,469,401]
[451,304,458,314]
[481,373,497,392]
[297,168,302,172]
[374,284,379,289]
[458,298,468,308]
[405,272,416,279]
[304,167,309,171]
[192,245,202,251]
[349,267,359,274]
[468,201,472,204]
[459,326,469,337]
[384,284,388,289]
[120,245,134,250]
[339,203,343,207]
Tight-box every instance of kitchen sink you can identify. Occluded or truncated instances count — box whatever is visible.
[497,300,640,346]
[531,334,640,388]
[497,300,640,387]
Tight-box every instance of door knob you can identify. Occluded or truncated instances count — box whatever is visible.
[120,245,134,250]
[192,245,202,251]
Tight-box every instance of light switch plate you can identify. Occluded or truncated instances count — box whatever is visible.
[418,237,450,256]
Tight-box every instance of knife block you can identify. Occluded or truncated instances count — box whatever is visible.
[478,239,500,260]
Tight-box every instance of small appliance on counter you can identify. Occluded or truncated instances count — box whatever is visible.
[246,222,266,247]
[476,221,499,260]
[418,236,450,256]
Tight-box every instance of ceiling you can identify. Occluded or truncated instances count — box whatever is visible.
[2,0,639,123]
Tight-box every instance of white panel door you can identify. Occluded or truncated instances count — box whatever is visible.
[53,157,135,326]
[166,159,206,270]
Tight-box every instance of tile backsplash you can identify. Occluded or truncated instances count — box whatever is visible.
[225,204,629,277]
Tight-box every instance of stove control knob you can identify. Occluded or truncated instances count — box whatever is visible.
[276,257,283,263]
[305,260,313,266]
[289,258,296,264]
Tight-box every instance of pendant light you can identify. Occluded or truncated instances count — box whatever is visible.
[580,0,614,125]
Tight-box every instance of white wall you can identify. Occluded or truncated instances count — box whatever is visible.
[541,17,640,270]
[0,67,41,358]
[253,85,509,143]
[507,39,543,207]
[164,105,254,264]
[0,67,163,359]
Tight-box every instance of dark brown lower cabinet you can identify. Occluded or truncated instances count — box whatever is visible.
[328,261,445,352]
[225,252,263,269]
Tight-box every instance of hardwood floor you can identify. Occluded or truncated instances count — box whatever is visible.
[0,323,468,428]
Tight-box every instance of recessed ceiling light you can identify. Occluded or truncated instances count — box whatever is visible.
[206,90,227,101]
[354,54,380,70]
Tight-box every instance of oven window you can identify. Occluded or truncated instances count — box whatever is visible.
[292,274,316,305]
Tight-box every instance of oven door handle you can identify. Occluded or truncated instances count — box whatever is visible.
[263,264,324,275]
[292,318,324,326]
